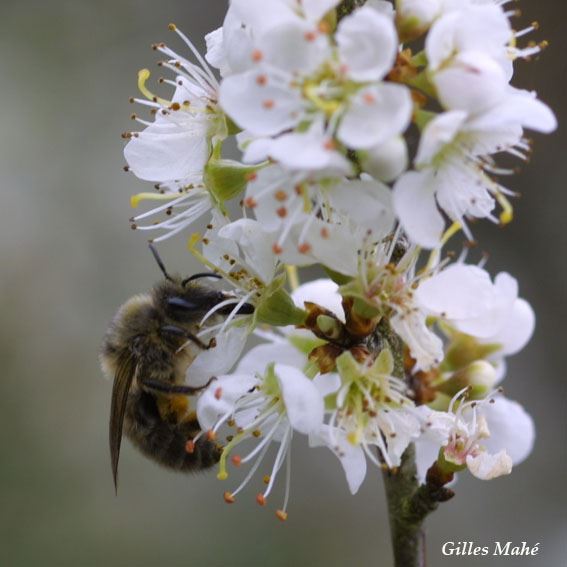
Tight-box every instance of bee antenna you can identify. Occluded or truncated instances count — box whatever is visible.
[182,272,223,286]
[148,242,173,282]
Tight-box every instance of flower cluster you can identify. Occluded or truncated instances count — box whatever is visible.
[121,0,553,519]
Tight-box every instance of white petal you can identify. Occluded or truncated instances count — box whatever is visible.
[337,7,397,82]
[204,27,225,70]
[196,374,258,430]
[485,298,535,356]
[312,373,342,398]
[188,326,250,387]
[230,0,298,35]
[262,121,352,173]
[393,171,445,248]
[124,121,210,182]
[480,90,558,134]
[219,70,302,137]
[258,21,331,74]
[434,51,508,113]
[338,84,412,149]
[481,397,535,466]
[301,0,340,22]
[275,364,324,434]
[292,279,345,321]
[327,178,395,235]
[415,111,468,167]
[414,436,442,483]
[236,342,307,375]
[466,450,512,480]
[361,136,408,182]
[391,310,444,370]
[218,219,277,283]
[280,219,360,276]
[416,264,495,321]
[310,424,367,494]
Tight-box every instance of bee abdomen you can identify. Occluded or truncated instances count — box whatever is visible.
[126,391,221,472]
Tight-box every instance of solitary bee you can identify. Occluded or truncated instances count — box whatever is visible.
[100,245,253,492]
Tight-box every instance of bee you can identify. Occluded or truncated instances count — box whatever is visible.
[100,244,253,492]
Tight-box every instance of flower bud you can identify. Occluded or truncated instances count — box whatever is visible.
[396,0,441,41]
[437,361,497,399]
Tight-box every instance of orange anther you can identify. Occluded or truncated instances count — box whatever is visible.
[224,491,236,504]
[276,510,288,521]
[256,493,267,506]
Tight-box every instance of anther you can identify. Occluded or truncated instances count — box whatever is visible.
[304,31,317,42]
[171,102,181,111]
[262,99,275,110]
[320,227,330,239]
[251,49,263,63]
[263,475,271,485]
[274,190,288,201]
[256,74,268,86]
[276,206,288,218]
[244,197,258,208]
[231,455,242,467]
[272,244,283,255]
[252,429,262,438]
[245,172,258,182]
[168,23,177,32]
[185,440,195,454]
[206,430,217,441]
[256,494,267,506]
[298,243,312,254]
[224,491,236,504]
[214,387,223,400]
[275,510,288,522]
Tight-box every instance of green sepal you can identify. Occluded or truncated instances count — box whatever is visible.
[436,448,467,475]
[288,334,327,356]
[411,50,428,68]
[407,70,437,99]
[339,279,381,318]
[323,266,353,286]
[225,116,241,136]
[205,145,261,208]
[255,275,307,327]
[414,109,438,132]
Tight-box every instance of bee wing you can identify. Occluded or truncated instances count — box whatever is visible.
[109,352,137,493]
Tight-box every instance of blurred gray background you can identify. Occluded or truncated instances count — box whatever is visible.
[0,1,565,566]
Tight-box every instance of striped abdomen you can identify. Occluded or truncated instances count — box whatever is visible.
[124,390,221,472]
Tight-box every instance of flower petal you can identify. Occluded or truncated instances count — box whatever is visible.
[309,424,367,494]
[466,450,512,480]
[196,373,258,430]
[393,171,445,248]
[337,6,397,82]
[338,83,412,149]
[236,342,307,375]
[124,121,210,182]
[219,69,302,137]
[292,279,345,321]
[275,364,324,434]
[481,397,535,466]
[188,326,250,387]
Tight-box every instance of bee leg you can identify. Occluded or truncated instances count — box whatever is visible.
[161,325,213,350]
[140,376,216,395]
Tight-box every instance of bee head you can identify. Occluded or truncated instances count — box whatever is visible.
[148,243,230,323]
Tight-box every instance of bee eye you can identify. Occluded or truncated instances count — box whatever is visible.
[182,272,223,287]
